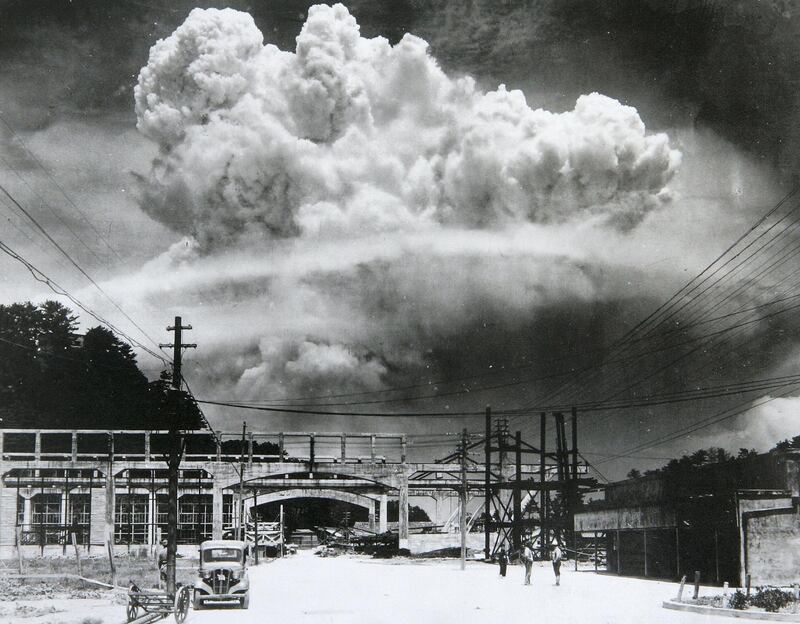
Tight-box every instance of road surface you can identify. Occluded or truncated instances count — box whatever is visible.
[187,550,756,624]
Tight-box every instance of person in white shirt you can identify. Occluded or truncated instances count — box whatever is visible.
[551,544,563,586]
[521,541,534,585]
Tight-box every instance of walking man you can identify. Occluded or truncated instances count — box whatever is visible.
[552,544,563,586]
[498,547,508,578]
[522,541,534,585]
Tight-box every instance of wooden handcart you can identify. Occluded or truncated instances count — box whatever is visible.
[126,583,192,623]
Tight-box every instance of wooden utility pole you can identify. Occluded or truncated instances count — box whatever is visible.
[237,422,247,541]
[484,407,491,560]
[159,316,195,595]
[253,488,259,565]
[279,504,284,558]
[460,428,468,571]
[539,412,547,559]
[513,431,522,552]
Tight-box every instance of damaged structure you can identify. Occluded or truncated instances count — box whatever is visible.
[0,422,594,560]
[575,451,800,586]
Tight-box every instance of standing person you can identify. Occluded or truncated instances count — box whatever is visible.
[157,538,168,588]
[522,541,534,586]
[498,547,508,578]
[551,544,563,586]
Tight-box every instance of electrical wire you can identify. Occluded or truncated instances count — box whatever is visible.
[0,238,169,365]
[0,114,124,262]
[0,182,166,355]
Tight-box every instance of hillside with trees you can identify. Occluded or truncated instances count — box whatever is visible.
[0,300,201,429]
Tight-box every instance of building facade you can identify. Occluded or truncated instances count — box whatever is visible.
[575,452,800,586]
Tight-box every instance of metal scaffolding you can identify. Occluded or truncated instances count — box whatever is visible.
[483,407,597,560]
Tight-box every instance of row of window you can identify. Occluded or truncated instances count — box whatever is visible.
[16,493,235,545]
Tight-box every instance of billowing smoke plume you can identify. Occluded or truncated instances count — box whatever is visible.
[131,4,680,407]
[135,4,679,248]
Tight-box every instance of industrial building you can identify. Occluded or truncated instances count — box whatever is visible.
[575,451,800,587]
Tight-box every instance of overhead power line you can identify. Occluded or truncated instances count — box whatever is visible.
[0,113,124,262]
[0,182,165,356]
[0,238,169,365]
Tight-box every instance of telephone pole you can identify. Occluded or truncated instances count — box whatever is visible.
[159,316,196,595]
[460,428,468,571]
[237,422,247,541]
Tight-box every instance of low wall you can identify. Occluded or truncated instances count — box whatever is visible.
[0,543,199,560]
[575,505,675,531]
[407,532,485,554]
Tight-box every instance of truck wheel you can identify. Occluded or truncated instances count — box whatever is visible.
[241,594,250,609]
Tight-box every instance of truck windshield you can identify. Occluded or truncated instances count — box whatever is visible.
[203,548,242,563]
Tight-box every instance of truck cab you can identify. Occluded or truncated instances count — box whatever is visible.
[194,540,250,609]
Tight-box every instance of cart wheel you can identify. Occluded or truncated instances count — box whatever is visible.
[127,585,139,622]
[174,585,191,624]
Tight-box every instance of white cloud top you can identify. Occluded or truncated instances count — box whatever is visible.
[135,4,679,248]
[130,4,682,408]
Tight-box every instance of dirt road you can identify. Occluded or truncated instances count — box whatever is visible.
[187,550,759,624]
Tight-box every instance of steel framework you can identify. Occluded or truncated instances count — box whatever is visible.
[482,407,597,560]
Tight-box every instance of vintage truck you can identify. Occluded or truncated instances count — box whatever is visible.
[193,540,251,609]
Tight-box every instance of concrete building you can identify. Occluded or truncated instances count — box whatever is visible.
[575,452,800,587]
[0,428,526,558]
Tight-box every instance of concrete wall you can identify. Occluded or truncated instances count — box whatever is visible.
[89,488,107,546]
[0,486,16,550]
[407,532,485,554]
[605,476,665,506]
[575,505,675,531]
[740,497,800,587]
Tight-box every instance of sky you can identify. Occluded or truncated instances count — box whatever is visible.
[1,0,800,480]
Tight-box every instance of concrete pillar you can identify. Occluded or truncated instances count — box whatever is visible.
[23,495,32,529]
[400,436,407,463]
[643,528,648,578]
[144,433,151,463]
[212,473,224,540]
[787,456,800,500]
[398,478,409,550]
[341,434,346,463]
[105,467,115,552]
[71,432,78,463]
[90,486,107,546]
[0,484,17,551]
[147,490,156,546]
[60,491,68,527]
[379,494,388,533]
[34,431,41,461]
[370,435,376,463]
[368,507,375,532]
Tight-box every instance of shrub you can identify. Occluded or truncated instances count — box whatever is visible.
[729,590,748,610]
[750,587,794,613]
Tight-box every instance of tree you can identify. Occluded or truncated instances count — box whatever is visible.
[387,500,431,523]
[0,300,79,426]
[626,469,642,480]
[0,300,191,430]
[737,448,757,460]
[770,436,800,453]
